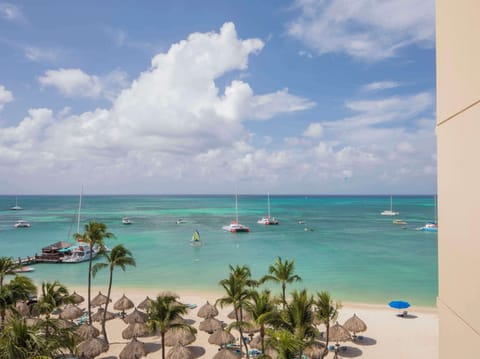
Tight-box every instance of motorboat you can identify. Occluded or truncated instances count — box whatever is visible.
[10,196,23,210]
[122,217,132,225]
[190,229,203,246]
[393,219,407,225]
[176,218,186,224]
[14,220,30,228]
[257,193,279,225]
[418,222,438,232]
[223,193,250,233]
[381,196,399,216]
[14,266,35,273]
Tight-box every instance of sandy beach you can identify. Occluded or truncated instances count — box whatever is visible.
[69,286,438,359]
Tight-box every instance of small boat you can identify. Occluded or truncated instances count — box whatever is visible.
[190,229,202,246]
[257,193,279,225]
[10,196,23,210]
[417,222,438,232]
[176,218,186,224]
[381,196,399,216]
[223,193,250,233]
[14,220,30,228]
[14,266,35,273]
[122,217,132,225]
[393,219,407,225]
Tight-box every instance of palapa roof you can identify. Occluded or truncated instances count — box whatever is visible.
[75,324,100,340]
[77,337,108,359]
[197,301,219,318]
[119,337,149,359]
[167,344,192,359]
[71,291,85,304]
[42,241,74,252]
[343,313,367,334]
[15,301,30,317]
[227,309,252,321]
[137,296,154,310]
[304,341,326,357]
[328,322,352,343]
[91,291,111,307]
[122,322,151,340]
[91,307,116,322]
[249,335,262,350]
[208,329,234,346]
[165,327,196,346]
[199,317,223,333]
[59,304,84,320]
[212,348,241,359]
[124,308,148,324]
[158,290,179,299]
[114,294,135,311]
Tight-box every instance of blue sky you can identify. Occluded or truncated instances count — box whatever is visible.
[0,0,436,195]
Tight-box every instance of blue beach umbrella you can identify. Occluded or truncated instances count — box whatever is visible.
[388,300,411,309]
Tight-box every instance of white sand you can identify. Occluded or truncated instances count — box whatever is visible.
[70,287,438,359]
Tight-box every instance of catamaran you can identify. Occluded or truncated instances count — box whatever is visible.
[10,196,23,210]
[381,196,399,216]
[190,229,202,246]
[223,193,250,233]
[257,193,279,225]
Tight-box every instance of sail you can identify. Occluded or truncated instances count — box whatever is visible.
[192,230,200,242]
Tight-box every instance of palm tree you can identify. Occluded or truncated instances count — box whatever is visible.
[270,289,317,359]
[244,289,276,355]
[0,314,46,359]
[92,244,136,344]
[217,265,256,358]
[261,257,302,309]
[264,328,304,359]
[0,257,19,292]
[74,221,115,324]
[0,276,36,329]
[147,294,196,359]
[314,291,341,359]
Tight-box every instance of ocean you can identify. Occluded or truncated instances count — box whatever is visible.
[0,195,438,307]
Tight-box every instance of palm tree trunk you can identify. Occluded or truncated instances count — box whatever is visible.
[239,307,249,359]
[87,244,93,325]
[260,324,265,354]
[282,282,286,309]
[161,332,166,359]
[102,265,114,344]
[321,324,330,359]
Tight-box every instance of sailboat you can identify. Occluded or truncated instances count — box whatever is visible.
[257,193,279,225]
[418,195,438,232]
[62,188,101,263]
[10,196,23,210]
[190,229,202,246]
[381,196,399,216]
[222,193,250,233]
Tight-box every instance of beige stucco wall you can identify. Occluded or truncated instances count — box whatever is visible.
[436,0,480,357]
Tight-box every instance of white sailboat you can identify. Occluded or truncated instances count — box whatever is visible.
[257,193,279,225]
[10,196,23,210]
[418,195,438,232]
[190,229,202,246]
[223,193,250,233]
[381,196,399,216]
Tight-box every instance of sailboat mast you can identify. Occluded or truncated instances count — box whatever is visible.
[235,193,239,223]
[267,192,271,218]
[390,196,393,211]
[434,194,437,223]
[77,186,83,233]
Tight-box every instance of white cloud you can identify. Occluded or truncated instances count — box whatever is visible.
[362,81,400,92]
[303,122,323,138]
[0,3,25,22]
[0,85,13,111]
[38,68,128,100]
[287,0,434,61]
[24,46,61,63]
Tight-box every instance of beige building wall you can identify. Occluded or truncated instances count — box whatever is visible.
[436,0,480,357]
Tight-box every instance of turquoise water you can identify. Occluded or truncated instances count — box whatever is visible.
[0,195,438,307]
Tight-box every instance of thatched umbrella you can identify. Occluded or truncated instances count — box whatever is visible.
[119,336,149,359]
[227,309,252,321]
[249,335,262,350]
[77,337,108,359]
[60,304,84,320]
[304,341,325,359]
[197,301,219,318]
[26,317,40,327]
[91,291,111,307]
[13,301,29,317]
[165,327,196,346]
[343,313,367,337]
[124,308,148,324]
[328,322,352,345]
[75,324,100,340]
[122,322,151,340]
[199,317,223,333]
[265,348,278,359]
[208,329,234,347]
[114,294,135,313]
[138,296,154,311]
[71,291,85,304]
[212,348,240,359]
[57,318,74,329]
[170,315,187,325]
[167,344,192,359]
[158,290,179,299]
[91,307,116,322]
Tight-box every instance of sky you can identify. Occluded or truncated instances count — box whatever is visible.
[0,0,436,195]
